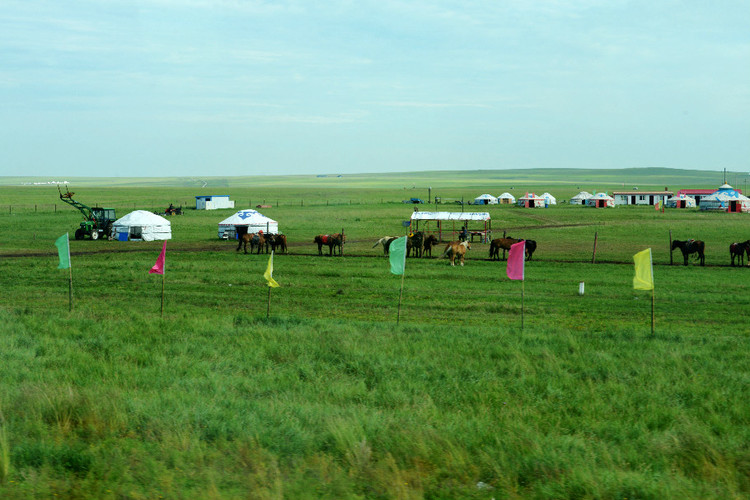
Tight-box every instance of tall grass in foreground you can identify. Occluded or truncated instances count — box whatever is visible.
[0,309,748,499]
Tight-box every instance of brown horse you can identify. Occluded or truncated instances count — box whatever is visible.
[372,236,397,256]
[406,231,424,258]
[489,237,537,261]
[237,232,265,254]
[441,240,470,266]
[730,240,750,266]
[274,234,288,254]
[422,234,440,257]
[489,237,522,261]
[314,233,345,256]
[671,239,705,266]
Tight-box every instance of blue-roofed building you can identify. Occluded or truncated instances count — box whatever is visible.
[699,184,750,213]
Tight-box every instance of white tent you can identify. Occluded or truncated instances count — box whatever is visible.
[570,191,593,205]
[517,192,546,208]
[586,193,615,208]
[112,210,172,241]
[498,192,516,204]
[541,192,557,205]
[218,209,279,239]
[700,184,750,213]
[473,194,498,205]
[665,194,696,209]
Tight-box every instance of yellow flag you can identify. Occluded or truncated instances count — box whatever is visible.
[264,252,280,288]
[633,248,654,290]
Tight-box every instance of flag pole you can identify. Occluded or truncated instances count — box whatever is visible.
[267,286,272,319]
[521,280,526,333]
[651,286,655,335]
[68,265,73,312]
[396,269,405,324]
[161,272,165,317]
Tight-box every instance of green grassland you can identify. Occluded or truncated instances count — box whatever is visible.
[1,171,749,499]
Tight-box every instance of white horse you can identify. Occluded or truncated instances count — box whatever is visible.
[372,236,397,256]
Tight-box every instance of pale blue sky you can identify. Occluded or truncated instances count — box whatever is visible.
[1,1,748,177]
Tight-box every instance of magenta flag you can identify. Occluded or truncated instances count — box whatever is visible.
[149,241,167,275]
[506,240,525,280]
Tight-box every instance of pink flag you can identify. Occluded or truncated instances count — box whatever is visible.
[506,240,525,280]
[149,241,167,275]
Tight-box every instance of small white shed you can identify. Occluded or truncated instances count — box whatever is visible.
[195,195,235,210]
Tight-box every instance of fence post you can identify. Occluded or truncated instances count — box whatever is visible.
[591,231,598,263]
[669,229,673,265]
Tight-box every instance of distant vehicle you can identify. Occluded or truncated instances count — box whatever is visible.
[403,198,424,204]
[58,186,117,240]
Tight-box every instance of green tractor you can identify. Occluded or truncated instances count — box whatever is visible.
[58,186,117,240]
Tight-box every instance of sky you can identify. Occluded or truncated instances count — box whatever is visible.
[1,0,749,177]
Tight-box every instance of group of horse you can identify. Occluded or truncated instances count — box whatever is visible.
[670,239,750,267]
[372,232,537,266]
[236,230,750,268]
[236,229,288,255]
[372,232,441,259]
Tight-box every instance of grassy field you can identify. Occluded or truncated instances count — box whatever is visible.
[1,171,749,499]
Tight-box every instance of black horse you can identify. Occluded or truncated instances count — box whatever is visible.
[524,239,537,261]
[407,231,424,258]
[671,239,705,266]
[422,234,440,257]
[729,240,750,266]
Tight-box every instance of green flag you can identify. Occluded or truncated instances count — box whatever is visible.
[389,236,407,275]
[55,233,71,269]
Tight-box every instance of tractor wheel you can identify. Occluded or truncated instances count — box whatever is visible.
[75,228,85,240]
[91,230,99,240]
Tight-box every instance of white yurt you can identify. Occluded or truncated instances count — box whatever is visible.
[699,184,750,213]
[473,194,498,205]
[218,209,279,239]
[517,192,546,208]
[498,192,516,204]
[570,191,593,205]
[112,210,172,241]
[665,194,697,209]
[541,192,557,206]
[586,193,615,208]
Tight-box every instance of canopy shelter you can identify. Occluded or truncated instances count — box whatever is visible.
[665,194,696,209]
[517,193,546,208]
[112,210,171,241]
[218,209,279,239]
[410,211,491,243]
[498,192,516,204]
[586,193,615,208]
[700,184,750,213]
[473,194,498,205]
[541,192,557,205]
[569,191,593,205]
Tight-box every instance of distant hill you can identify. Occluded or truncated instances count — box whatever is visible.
[1,167,746,189]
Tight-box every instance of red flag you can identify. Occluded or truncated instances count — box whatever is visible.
[506,240,525,280]
[149,241,166,275]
